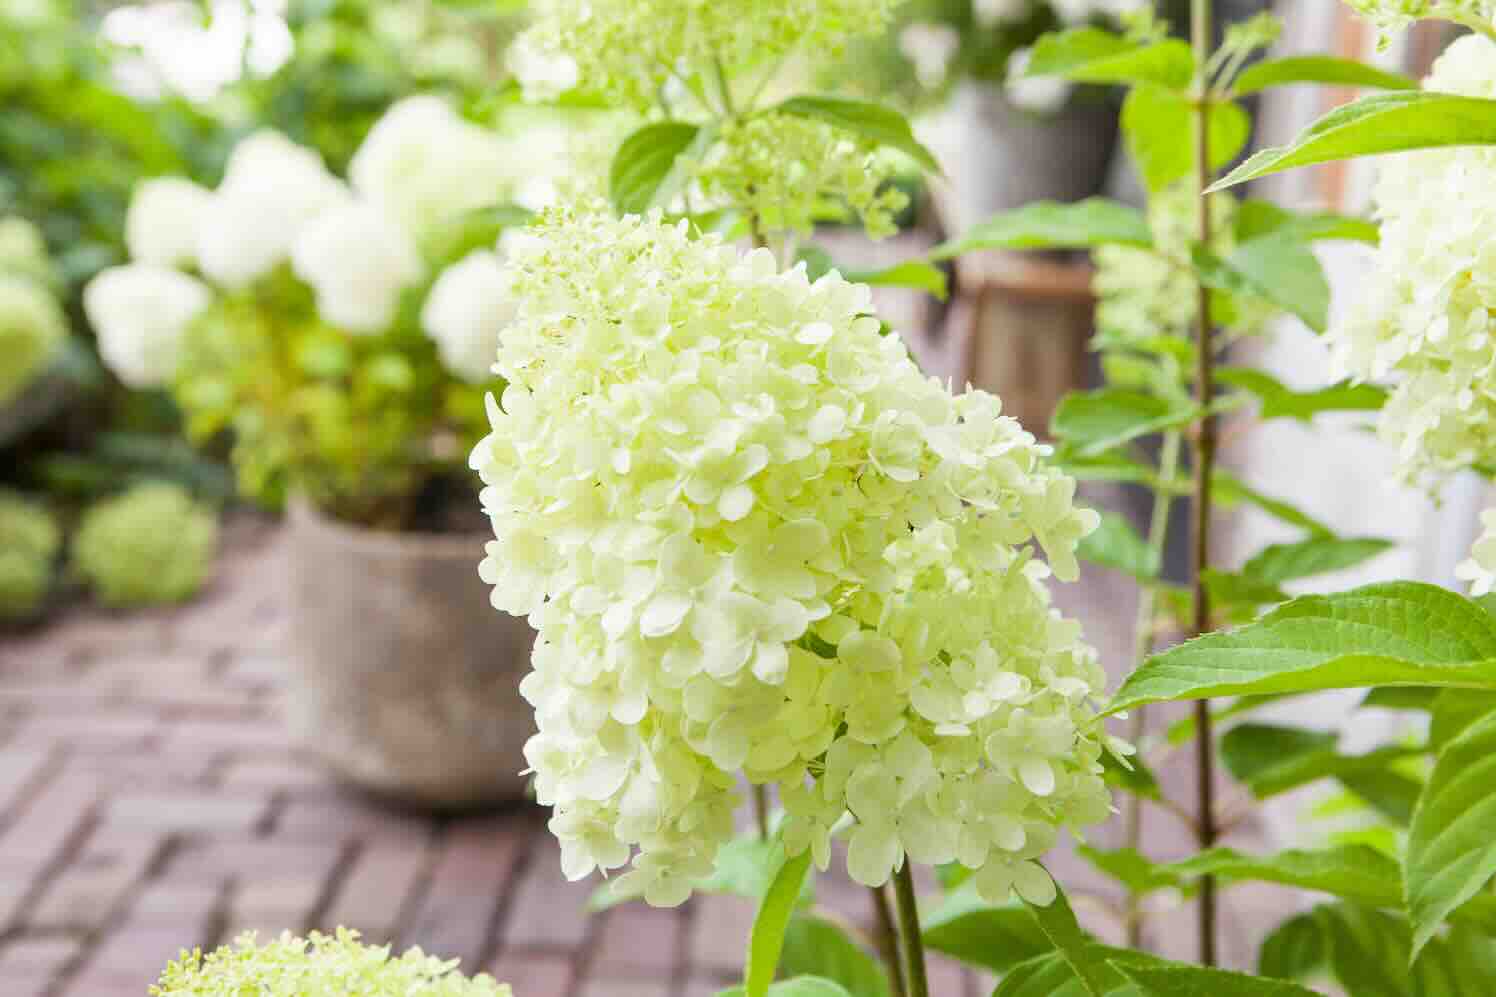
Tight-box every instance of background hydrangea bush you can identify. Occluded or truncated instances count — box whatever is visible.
[72,481,217,608]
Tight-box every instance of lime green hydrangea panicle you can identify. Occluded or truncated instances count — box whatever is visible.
[73,483,218,609]
[472,207,1120,909]
[0,492,61,621]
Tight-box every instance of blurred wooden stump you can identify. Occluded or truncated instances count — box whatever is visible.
[952,248,1094,437]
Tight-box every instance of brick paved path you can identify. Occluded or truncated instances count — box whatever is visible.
[0,515,1285,997]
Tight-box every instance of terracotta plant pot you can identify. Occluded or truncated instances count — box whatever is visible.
[284,500,536,810]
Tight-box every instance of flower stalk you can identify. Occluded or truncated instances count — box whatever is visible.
[1189,0,1221,967]
[892,862,929,997]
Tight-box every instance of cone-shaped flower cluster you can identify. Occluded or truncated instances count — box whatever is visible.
[1329,35,1496,483]
[514,0,901,109]
[473,208,1115,907]
[1345,0,1494,39]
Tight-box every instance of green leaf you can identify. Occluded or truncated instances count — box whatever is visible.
[1100,749,1162,802]
[1340,767,1423,825]
[1233,56,1417,97]
[1210,91,1496,192]
[1219,723,1338,790]
[1123,85,1252,192]
[1213,471,1334,538]
[931,198,1151,260]
[610,122,704,215]
[717,978,854,997]
[1234,200,1381,245]
[1075,845,1192,897]
[1078,512,1159,581]
[1203,569,1290,612]
[774,96,939,173]
[1360,686,1439,711]
[1106,582,1496,716]
[1025,28,1194,90]
[745,848,813,997]
[1217,368,1387,422]
[1025,883,1110,997]
[843,261,949,300]
[921,886,1051,974]
[992,950,1105,997]
[1191,236,1330,333]
[1112,962,1322,996]
[1258,912,1326,981]
[1167,845,1404,910]
[1405,706,1496,958]
[780,915,890,997]
[1243,536,1394,585]
[1428,689,1496,750]
[1050,389,1196,457]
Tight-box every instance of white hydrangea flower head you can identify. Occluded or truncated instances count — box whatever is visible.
[126,177,212,268]
[1051,0,1148,22]
[1457,509,1496,597]
[350,97,512,242]
[974,0,1030,26]
[421,250,514,383]
[291,201,424,335]
[472,207,1113,908]
[197,131,349,290]
[516,0,902,109]
[1328,35,1496,482]
[83,263,211,388]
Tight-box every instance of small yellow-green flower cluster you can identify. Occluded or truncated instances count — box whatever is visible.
[0,492,60,621]
[513,0,910,239]
[1092,184,1262,345]
[151,929,512,997]
[0,218,66,404]
[516,0,902,109]
[1345,0,1494,40]
[1330,35,1496,484]
[73,483,217,608]
[473,208,1114,908]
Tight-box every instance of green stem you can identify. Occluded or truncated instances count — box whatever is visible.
[753,784,770,839]
[891,862,929,997]
[1122,427,1183,950]
[872,884,908,997]
[1189,0,1221,968]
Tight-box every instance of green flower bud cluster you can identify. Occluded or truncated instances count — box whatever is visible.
[0,492,60,622]
[72,483,217,609]
[0,217,66,405]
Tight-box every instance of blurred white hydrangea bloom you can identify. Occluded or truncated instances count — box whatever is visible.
[1457,509,1496,596]
[1328,35,1496,483]
[508,32,579,103]
[83,263,210,387]
[197,131,348,289]
[350,96,513,242]
[126,177,212,268]
[421,250,514,383]
[472,208,1115,908]
[291,201,424,335]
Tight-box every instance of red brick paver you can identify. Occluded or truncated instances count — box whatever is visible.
[0,516,1261,996]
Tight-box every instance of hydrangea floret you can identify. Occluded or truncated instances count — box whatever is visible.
[1345,0,1495,41]
[473,208,1117,908]
[151,929,512,997]
[0,492,60,621]
[1457,509,1496,597]
[1327,35,1496,484]
[73,483,217,608]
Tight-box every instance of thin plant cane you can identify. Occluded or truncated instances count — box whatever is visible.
[1187,0,1222,966]
[891,862,930,997]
